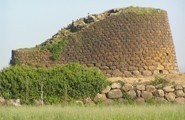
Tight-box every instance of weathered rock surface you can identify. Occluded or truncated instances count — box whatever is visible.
[174,97,185,104]
[142,91,153,99]
[136,85,145,91]
[175,90,185,97]
[163,85,175,92]
[165,93,176,102]
[101,86,111,94]
[107,89,123,99]
[122,84,133,92]
[111,82,122,89]
[93,93,107,103]
[127,90,137,99]
[146,85,156,93]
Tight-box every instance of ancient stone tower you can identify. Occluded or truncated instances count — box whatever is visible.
[11,7,179,77]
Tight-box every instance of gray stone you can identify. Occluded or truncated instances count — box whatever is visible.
[174,97,185,104]
[142,70,152,76]
[107,89,123,99]
[127,90,137,99]
[163,85,175,92]
[136,97,145,104]
[93,93,107,103]
[175,90,185,97]
[122,83,133,92]
[146,85,156,93]
[165,93,176,102]
[111,82,122,89]
[142,91,153,99]
[101,86,111,94]
[154,89,165,97]
[0,97,6,106]
[175,84,183,90]
[136,85,145,91]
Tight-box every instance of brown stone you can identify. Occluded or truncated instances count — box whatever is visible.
[175,84,183,90]
[174,97,185,104]
[107,89,123,99]
[136,85,145,91]
[122,83,133,92]
[154,89,165,97]
[111,82,122,89]
[142,70,152,76]
[157,65,164,70]
[112,69,123,77]
[165,92,176,102]
[163,85,175,92]
[175,90,185,97]
[126,90,137,99]
[101,86,111,94]
[124,71,132,77]
[136,90,141,97]
[146,85,156,93]
[136,97,145,104]
[133,70,142,77]
[142,91,153,100]
[93,93,107,103]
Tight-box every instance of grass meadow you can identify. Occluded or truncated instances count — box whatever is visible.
[0,104,185,120]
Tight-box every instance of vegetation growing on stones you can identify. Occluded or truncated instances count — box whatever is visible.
[0,63,109,104]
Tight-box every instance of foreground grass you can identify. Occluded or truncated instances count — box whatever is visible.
[0,104,185,120]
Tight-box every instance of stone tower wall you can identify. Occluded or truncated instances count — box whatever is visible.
[11,9,179,77]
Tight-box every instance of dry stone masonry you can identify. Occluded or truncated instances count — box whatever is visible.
[10,7,179,77]
[93,82,185,104]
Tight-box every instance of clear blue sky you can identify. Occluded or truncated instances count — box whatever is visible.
[1,0,185,72]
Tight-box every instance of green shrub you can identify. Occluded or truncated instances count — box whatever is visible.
[0,63,109,104]
[42,38,68,61]
[150,76,169,86]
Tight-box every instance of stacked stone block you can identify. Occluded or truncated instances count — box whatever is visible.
[11,7,179,77]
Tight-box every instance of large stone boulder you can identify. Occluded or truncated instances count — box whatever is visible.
[154,89,165,97]
[175,90,185,97]
[111,82,122,89]
[107,89,123,99]
[146,85,156,93]
[163,85,175,92]
[165,93,176,102]
[136,85,145,91]
[93,93,107,103]
[101,86,111,94]
[122,83,133,92]
[126,90,137,99]
[174,97,185,104]
[142,91,153,99]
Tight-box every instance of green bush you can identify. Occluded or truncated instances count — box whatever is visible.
[150,76,169,86]
[0,63,109,104]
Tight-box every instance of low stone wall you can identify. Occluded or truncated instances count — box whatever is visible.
[92,82,185,104]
